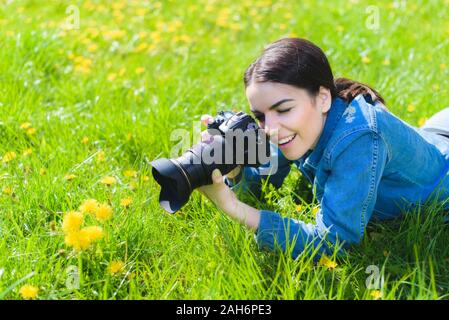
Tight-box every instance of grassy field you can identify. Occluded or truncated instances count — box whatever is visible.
[1,0,449,300]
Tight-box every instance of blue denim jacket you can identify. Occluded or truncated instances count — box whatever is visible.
[225,94,449,259]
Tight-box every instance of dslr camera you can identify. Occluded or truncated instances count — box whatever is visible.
[151,110,271,213]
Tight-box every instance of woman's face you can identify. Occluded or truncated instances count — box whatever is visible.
[245,81,331,160]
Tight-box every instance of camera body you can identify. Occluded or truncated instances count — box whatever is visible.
[207,111,258,135]
[151,110,270,213]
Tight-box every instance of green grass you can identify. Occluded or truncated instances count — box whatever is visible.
[1,0,449,300]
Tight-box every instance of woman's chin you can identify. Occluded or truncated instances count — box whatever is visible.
[279,143,308,160]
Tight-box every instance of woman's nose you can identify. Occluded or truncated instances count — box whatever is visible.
[263,116,279,139]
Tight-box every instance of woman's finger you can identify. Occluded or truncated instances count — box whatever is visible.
[201,130,212,142]
[201,114,214,126]
[226,166,241,179]
[211,169,223,184]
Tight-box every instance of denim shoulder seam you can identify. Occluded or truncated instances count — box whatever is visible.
[377,133,392,164]
[326,130,382,237]
[359,131,379,234]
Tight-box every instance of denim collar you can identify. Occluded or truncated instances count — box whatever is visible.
[300,97,348,168]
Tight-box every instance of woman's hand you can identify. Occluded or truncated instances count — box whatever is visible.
[199,114,241,179]
[197,114,241,212]
[197,114,261,231]
[197,168,238,213]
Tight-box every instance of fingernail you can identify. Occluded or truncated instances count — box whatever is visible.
[212,169,220,178]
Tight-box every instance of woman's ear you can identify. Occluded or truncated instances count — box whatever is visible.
[318,86,332,113]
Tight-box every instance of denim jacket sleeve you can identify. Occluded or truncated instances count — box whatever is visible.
[224,143,293,199]
[256,131,388,260]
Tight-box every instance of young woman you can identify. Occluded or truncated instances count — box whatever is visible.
[198,38,449,260]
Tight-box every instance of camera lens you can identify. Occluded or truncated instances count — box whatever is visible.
[151,111,270,213]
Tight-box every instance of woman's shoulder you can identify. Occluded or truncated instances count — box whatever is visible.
[328,94,380,148]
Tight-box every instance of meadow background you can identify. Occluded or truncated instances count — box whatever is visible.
[1,0,449,300]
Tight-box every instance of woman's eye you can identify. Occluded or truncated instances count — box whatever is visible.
[277,108,292,114]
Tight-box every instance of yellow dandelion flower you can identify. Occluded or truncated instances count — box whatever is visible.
[105,30,126,40]
[2,151,17,163]
[318,255,338,270]
[74,65,91,75]
[64,173,77,181]
[107,260,124,274]
[19,285,39,299]
[135,67,145,75]
[101,176,116,186]
[370,290,382,299]
[79,199,99,214]
[440,63,447,71]
[336,25,345,33]
[129,181,138,190]
[112,2,125,11]
[362,56,371,64]
[118,67,126,77]
[136,8,147,17]
[147,43,157,53]
[86,27,99,37]
[120,197,133,207]
[124,170,137,178]
[81,136,89,144]
[2,186,13,195]
[407,104,415,113]
[20,122,32,129]
[26,127,37,135]
[95,203,113,222]
[23,148,33,156]
[296,204,303,212]
[142,175,150,182]
[80,225,104,241]
[39,168,47,176]
[107,73,117,82]
[134,43,148,53]
[382,59,390,66]
[65,231,91,251]
[96,150,106,162]
[229,23,242,32]
[138,31,148,39]
[418,117,427,127]
[312,207,320,216]
[64,174,77,181]
[62,211,84,233]
[87,44,98,52]
[126,133,133,141]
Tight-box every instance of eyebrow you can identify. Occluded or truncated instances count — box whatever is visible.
[251,99,294,113]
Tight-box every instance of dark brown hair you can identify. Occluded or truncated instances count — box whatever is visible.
[244,38,385,105]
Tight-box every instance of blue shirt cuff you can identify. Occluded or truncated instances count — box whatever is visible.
[255,210,285,251]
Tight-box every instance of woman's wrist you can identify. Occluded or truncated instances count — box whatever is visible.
[222,197,261,231]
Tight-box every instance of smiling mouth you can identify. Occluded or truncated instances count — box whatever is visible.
[278,134,297,146]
